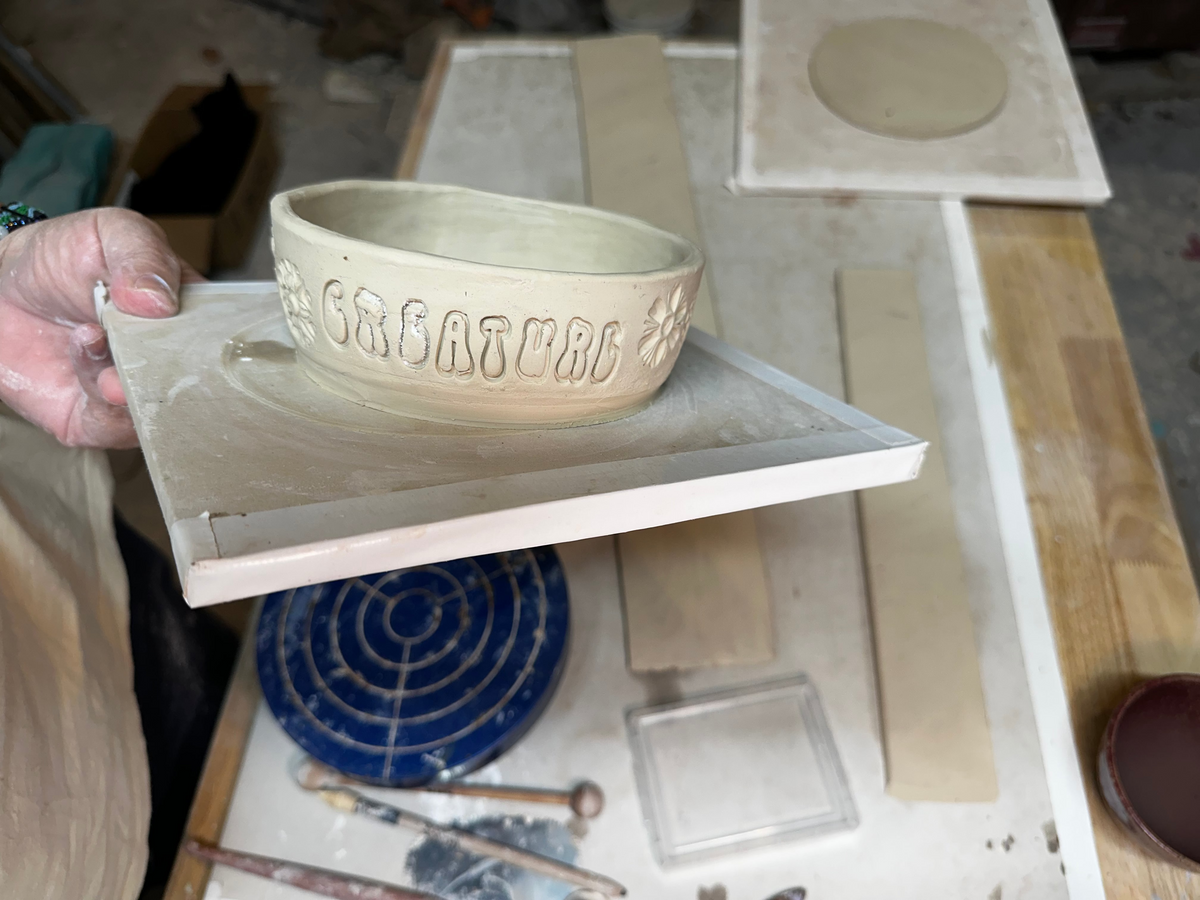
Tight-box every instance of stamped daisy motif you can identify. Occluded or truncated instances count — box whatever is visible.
[638,283,693,367]
[275,258,316,347]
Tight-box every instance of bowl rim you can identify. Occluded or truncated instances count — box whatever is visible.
[271,179,705,281]
[1100,672,1200,870]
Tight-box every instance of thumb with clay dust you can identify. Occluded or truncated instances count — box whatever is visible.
[0,208,202,448]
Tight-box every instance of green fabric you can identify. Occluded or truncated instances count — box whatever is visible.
[0,123,113,217]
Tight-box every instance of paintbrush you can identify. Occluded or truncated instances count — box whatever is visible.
[294,756,605,818]
[183,839,441,900]
[308,785,626,897]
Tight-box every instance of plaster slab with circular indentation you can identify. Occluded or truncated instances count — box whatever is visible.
[808,18,1008,141]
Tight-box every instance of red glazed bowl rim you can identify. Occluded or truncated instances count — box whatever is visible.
[1100,673,1200,870]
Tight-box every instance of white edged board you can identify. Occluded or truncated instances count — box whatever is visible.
[839,268,998,802]
[105,281,924,607]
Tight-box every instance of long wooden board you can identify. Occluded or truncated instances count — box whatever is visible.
[162,620,260,900]
[573,35,774,672]
[616,516,774,671]
[573,34,717,334]
[972,204,1200,899]
[840,268,997,801]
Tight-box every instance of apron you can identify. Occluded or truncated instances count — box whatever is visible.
[0,411,150,899]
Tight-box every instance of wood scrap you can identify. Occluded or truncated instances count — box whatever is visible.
[838,267,998,801]
[573,34,717,334]
[573,34,774,672]
[0,29,79,157]
[617,517,774,671]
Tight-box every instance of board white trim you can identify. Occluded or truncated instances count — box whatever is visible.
[942,199,1106,899]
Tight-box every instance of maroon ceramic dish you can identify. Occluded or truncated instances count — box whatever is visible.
[1097,673,1200,871]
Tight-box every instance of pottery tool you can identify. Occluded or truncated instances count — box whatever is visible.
[257,548,570,786]
[838,268,997,802]
[573,34,775,674]
[420,779,605,818]
[183,839,440,900]
[295,756,606,818]
[314,786,627,896]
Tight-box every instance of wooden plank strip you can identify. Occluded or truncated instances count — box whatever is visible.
[573,34,772,673]
[838,268,997,801]
[394,37,453,181]
[0,29,81,120]
[162,625,261,900]
[616,516,774,671]
[573,34,716,334]
[971,204,1200,900]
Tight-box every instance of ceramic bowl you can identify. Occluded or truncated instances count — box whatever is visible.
[269,180,705,427]
[1097,673,1200,871]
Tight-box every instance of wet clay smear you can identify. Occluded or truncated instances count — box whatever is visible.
[406,815,578,900]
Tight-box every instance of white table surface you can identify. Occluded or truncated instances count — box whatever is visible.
[208,43,1102,900]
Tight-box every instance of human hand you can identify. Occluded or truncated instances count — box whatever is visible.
[0,208,201,448]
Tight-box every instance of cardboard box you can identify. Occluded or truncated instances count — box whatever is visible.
[128,84,279,273]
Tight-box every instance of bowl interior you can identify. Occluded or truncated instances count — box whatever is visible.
[289,185,691,275]
[1112,676,1200,864]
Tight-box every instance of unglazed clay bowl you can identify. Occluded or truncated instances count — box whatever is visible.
[1097,673,1200,871]
[269,180,704,427]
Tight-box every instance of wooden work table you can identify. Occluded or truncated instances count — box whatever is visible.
[165,44,1200,900]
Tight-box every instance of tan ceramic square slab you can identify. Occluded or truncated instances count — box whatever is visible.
[737,0,1110,203]
[106,281,924,607]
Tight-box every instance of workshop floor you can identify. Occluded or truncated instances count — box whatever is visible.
[2,0,1199,576]
[0,0,421,280]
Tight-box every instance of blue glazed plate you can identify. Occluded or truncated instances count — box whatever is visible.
[256,547,570,785]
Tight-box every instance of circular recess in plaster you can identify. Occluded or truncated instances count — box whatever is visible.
[808,18,1008,140]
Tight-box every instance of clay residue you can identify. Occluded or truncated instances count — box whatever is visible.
[1042,820,1060,854]
[406,814,577,900]
[764,889,807,900]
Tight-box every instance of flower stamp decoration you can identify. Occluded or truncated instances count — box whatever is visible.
[638,283,693,367]
[275,258,316,347]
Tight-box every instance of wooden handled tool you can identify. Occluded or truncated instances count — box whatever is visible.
[318,787,626,897]
[293,756,605,818]
[419,779,605,818]
[184,839,440,900]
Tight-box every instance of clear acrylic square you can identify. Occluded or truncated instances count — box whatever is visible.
[626,674,859,865]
